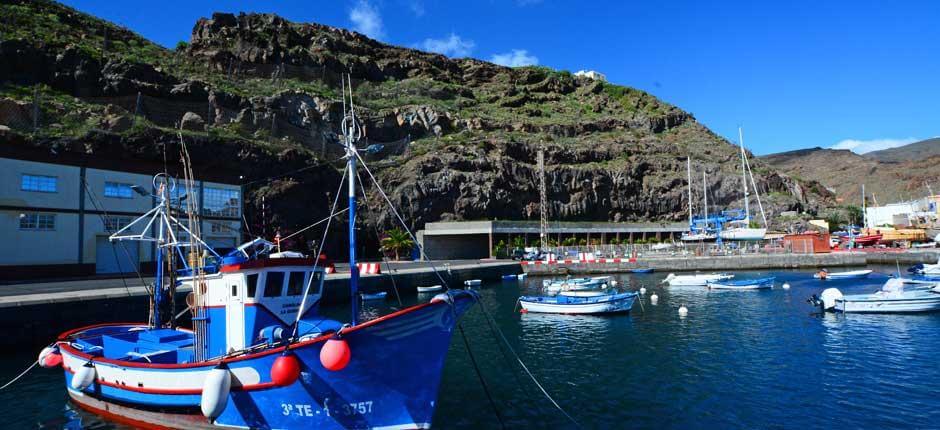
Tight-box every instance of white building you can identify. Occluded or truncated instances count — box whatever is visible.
[574,70,607,81]
[0,155,242,280]
[865,197,938,228]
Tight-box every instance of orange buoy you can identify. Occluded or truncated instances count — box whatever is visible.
[270,353,301,386]
[319,339,351,371]
[520,308,529,314]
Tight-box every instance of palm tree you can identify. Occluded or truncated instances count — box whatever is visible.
[380,228,414,260]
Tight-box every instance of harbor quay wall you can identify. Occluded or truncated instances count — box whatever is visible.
[0,261,520,348]
[521,251,940,275]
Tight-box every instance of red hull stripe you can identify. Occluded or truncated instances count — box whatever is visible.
[59,299,443,369]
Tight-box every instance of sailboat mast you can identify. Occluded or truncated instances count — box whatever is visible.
[739,127,750,224]
[687,157,693,229]
[862,184,866,230]
[703,170,709,231]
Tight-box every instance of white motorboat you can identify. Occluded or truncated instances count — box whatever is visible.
[417,285,443,293]
[812,278,940,313]
[813,269,873,280]
[464,279,482,287]
[681,232,717,242]
[518,291,637,315]
[663,272,734,286]
[909,263,940,275]
[707,276,774,290]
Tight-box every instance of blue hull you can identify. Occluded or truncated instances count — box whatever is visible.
[60,291,477,429]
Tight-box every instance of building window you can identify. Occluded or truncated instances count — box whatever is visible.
[21,174,57,193]
[19,213,56,231]
[203,187,240,218]
[210,222,225,233]
[103,216,133,232]
[104,182,134,199]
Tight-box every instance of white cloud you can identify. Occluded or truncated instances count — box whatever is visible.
[490,49,539,67]
[349,0,385,40]
[419,33,475,57]
[831,137,919,154]
[408,0,425,16]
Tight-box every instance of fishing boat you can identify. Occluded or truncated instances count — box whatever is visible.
[662,273,734,286]
[719,127,767,241]
[360,291,388,301]
[813,269,873,280]
[843,234,882,247]
[518,291,638,314]
[630,268,654,274]
[707,276,775,290]
[810,278,940,313]
[38,81,479,429]
[417,285,443,293]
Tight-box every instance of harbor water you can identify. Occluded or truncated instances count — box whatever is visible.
[4,266,940,429]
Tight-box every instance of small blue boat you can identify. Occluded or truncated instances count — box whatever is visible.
[630,268,654,273]
[502,274,520,281]
[707,276,775,290]
[519,291,638,314]
[360,291,388,301]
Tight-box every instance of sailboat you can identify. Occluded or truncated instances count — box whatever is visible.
[681,158,717,242]
[720,127,767,241]
[36,78,478,429]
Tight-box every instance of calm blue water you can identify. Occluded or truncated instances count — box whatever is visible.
[4,267,940,429]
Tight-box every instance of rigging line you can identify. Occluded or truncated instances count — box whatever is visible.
[0,360,38,390]
[81,178,150,297]
[355,170,403,307]
[476,298,583,429]
[280,207,350,242]
[290,167,348,340]
[352,150,451,289]
[458,324,507,430]
[241,156,345,187]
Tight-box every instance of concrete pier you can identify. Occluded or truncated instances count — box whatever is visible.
[0,260,520,347]
[521,250,940,275]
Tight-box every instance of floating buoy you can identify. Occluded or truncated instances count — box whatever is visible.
[320,338,351,371]
[270,353,301,386]
[678,305,689,316]
[611,280,619,287]
[38,345,62,368]
[70,361,96,390]
[520,308,529,314]
[200,365,231,419]
[782,283,791,290]
[650,293,659,305]
[639,287,647,295]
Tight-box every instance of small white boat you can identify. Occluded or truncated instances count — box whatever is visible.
[909,263,940,275]
[517,273,528,280]
[813,269,873,280]
[681,232,717,242]
[417,285,443,293]
[708,276,774,290]
[812,278,940,313]
[519,291,637,314]
[543,276,610,294]
[360,291,388,301]
[719,226,767,241]
[662,273,734,286]
[464,279,482,287]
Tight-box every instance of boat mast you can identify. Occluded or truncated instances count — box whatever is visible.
[687,156,693,231]
[344,75,361,326]
[703,170,709,233]
[738,127,750,225]
[862,183,866,230]
[153,185,165,328]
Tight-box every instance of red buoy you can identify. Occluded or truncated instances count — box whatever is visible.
[319,339,351,371]
[270,353,301,386]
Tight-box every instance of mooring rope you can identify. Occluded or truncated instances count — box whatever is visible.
[0,360,38,390]
[458,324,506,429]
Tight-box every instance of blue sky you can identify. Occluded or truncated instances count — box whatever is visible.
[60,0,940,155]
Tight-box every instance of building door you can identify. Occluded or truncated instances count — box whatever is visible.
[95,236,139,274]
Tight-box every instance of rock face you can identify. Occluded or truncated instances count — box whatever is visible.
[0,1,835,254]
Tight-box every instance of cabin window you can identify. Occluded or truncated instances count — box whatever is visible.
[263,272,285,297]
[246,274,258,298]
[286,271,306,296]
[231,285,238,297]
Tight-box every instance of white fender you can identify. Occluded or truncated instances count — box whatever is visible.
[201,366,232,419]
[820,288,843,311]
[38,346,58,368]
[70,362,96,390]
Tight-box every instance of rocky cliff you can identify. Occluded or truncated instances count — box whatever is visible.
[0,1,832,255]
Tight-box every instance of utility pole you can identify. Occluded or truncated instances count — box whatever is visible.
[538,146,548,251]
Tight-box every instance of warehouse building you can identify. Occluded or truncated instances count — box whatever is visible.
[418,220,687,259]
[0,153,242,281]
